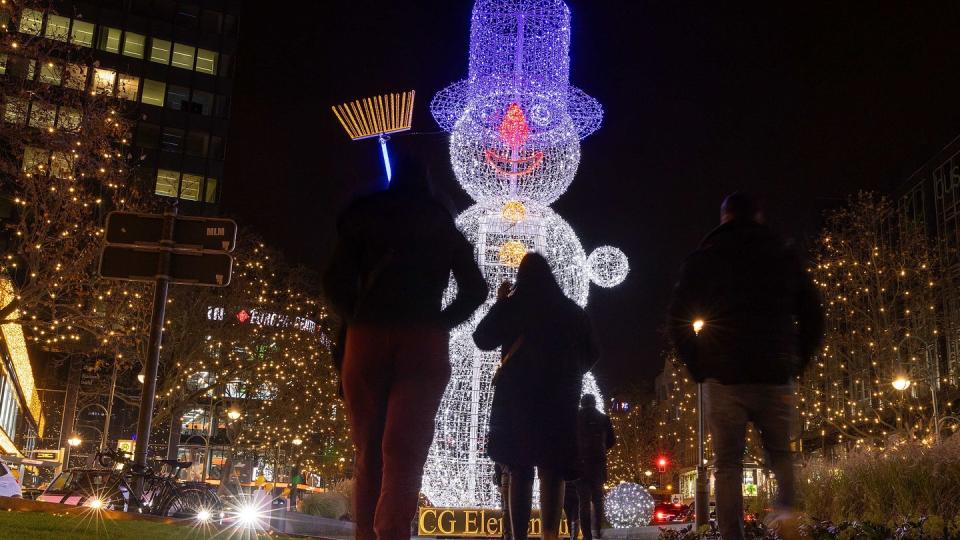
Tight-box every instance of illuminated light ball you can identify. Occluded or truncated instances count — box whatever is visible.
[605,482,655,528]
[499,240,528,268]
[587,246,630,287]
[502,200,527,223]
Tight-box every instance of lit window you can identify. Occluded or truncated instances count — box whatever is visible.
[141,79,165,107]
[92,68,116,95]
[0,54,6,76]
[70,20,94,47]
[155,169,180,198]
[204,178,218,203]
[165,85,189,110]
[171,43,195,70]
[22,146,50,173]
[64,63,88,90]
[3,97,28,125]
[50,151,75,179]
[56,107,81,131]
[28,102,56,129]
[117,74,140,101]
[38,62,61,85]
[18,9,42,35]
[180,173,202,201]
[44,14,69,41]
[122,32,145,59]
[97,27,122,53]
[149,38,171,65]
[195,48,218,75]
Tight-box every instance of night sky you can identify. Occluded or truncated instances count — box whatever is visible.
[223,1,960,394]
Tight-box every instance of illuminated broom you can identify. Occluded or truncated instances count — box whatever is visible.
[332,90,416,182]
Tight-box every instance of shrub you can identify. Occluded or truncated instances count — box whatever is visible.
[300,491,348,519]
[797,434,960,524]
[331,479,355,519]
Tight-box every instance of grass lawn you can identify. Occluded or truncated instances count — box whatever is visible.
[0,509,296,539]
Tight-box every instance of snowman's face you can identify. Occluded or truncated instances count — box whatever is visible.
[450,93,580,205]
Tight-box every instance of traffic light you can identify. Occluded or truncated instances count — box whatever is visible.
[657,456,668,473]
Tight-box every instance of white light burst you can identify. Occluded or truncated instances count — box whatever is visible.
[605,482,655,528]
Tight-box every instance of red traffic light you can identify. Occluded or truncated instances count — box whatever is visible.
[657,456,668,473]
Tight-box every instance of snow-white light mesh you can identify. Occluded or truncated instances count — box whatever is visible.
[605,482,655,528]
[588,246,630,287]
[422,0,627,509]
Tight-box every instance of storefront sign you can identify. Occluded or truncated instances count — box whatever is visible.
[418,508,580,538]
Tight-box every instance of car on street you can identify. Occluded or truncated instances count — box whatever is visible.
[652,501,692,524]
[0,458,23,498]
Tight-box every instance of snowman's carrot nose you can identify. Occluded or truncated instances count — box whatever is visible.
[499,102,530,148]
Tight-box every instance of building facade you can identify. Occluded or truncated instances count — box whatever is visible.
[12,0,240,214]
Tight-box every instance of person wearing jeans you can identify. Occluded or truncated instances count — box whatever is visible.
[668,192,823,540]
[324,155,487,539]
[702,381,796,539]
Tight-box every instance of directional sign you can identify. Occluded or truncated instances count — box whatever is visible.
[99,245,233,286]
[105,212,237,252]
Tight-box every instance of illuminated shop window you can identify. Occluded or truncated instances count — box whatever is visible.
[70,20,94,47]
[195,48,218,75]
[180,173,202,201]
[149,38,171,64]
[122,32,145,59]
[28,102,56,129]
[38,62,61,85]
[97,26,122,53]
[64,63,87,90]
[141,79,166,107]
[171,42,196,70]
[117,74,140,101]
[44,14,69,41]
[18,9,42,35]
[155,169,180,198]
[204,178,218,203]
[92,68,116,95]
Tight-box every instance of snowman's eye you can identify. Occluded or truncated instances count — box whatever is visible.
[529,103,551,127]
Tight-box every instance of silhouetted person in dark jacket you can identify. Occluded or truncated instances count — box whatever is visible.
[575,394,615,540]
[668,193,824,540]
[324,156,487,540]
[474,253,599,540]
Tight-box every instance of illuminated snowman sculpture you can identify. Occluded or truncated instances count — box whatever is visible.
[422,0,629,508]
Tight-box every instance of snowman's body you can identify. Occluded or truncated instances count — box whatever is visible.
[420,0,627,509]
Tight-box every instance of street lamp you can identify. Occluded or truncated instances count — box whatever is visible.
[693,317,709,528]
[894,335,941,444]
[292,437,303,446]
[644,470,652,478]
[67,436,82,447]
[227,409,242,421]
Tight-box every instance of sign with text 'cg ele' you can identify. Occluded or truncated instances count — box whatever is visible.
[105,211,237,252]
[418,508,581,538]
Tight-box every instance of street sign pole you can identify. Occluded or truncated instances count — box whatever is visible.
[132,205,176,496]
[695,383,709,528]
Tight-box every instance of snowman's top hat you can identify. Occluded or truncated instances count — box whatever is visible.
[431,0,603,140]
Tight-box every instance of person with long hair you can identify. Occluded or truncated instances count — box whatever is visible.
[474,253,599,540]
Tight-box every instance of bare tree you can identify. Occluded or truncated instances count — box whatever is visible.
[800,192,943,448]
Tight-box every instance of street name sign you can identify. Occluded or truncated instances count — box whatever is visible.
[105,211,237,252]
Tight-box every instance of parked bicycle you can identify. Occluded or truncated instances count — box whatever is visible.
[38,447,223,521]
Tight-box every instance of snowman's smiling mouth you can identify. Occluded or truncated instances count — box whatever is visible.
[484,148,544,177]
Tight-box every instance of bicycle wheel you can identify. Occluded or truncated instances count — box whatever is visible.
[160,487,223,520]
